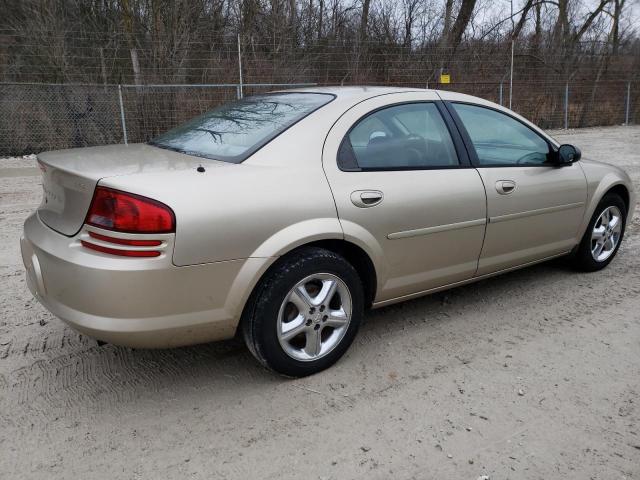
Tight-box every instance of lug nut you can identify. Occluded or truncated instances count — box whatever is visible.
[305,319,312,326]
[309,307,315,314]
[314,324,320,330]
[322,315,328,322]
[319,305,325,312]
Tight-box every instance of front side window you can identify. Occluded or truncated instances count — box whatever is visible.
[150,93,333,163]
[339,103,459,170]
[452,103,550,166]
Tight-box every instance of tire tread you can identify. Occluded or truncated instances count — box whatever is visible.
[241,247,363,376]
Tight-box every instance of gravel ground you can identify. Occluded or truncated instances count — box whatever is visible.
[1,126,639,479]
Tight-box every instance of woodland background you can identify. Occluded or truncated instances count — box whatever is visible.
[0,0,638,154]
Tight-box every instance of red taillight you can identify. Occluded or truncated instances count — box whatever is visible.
[85,187,175,233]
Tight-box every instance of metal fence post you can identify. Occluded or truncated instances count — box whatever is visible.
[237,34,243,99]
[499,82,503,106]
[564,82,569,129]
[509,43,514,110]
[236,85,241,99]
[117,84,128,145]
[625,82,631,125]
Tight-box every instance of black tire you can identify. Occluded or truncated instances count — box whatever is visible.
[242,247,364,377]
[571,193,626,272]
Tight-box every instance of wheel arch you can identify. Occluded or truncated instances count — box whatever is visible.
[605,183,630,213]
[576,165,635,243]
[303,239,378,308]
[234,238,379,338]
[587,180,633,230]
[570,181,631,272]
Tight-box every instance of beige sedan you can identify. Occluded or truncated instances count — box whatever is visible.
[21,87,635,376]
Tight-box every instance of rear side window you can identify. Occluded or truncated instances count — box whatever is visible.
[150,93,333,163]
[452,103,550,166]
[339,103,459,170]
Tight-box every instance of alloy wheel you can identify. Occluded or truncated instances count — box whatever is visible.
[277,273,352,362]
[591,205,622,262]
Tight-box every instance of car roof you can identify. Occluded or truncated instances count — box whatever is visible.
[271,86,559,147]
[274,85,429,100]
[274,86,489,106]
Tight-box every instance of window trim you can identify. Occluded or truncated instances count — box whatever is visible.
[444,101,559,169]
[336,100,472,172]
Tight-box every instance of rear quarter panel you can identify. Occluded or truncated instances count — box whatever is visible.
[98,101,352,266]
[99,161,340,266]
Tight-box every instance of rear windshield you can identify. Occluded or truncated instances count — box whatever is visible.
[149,92,333,163]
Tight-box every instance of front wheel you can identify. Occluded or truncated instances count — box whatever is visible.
[571,193,626,272]
[242,247,364,377]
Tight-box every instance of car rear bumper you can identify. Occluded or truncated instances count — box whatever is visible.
[21,213,265,348]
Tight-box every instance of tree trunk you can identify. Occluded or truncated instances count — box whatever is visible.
[610,0,624,55]
[289,0,297,40]
[512,0,534,41]
[553,0,570,50]
[120,0,142,86]
[440,0,454,48]
[403,1,418,49]
[318,0,323,40]
[359,0,370,42]
[447,0,477,54]
[573,0,610,44]
[129,48,142,86]
[99,47,108,90]
[533,1,542,52]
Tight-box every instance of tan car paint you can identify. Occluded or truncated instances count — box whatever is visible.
[37,143,217,236]
[321,91,487,302]
[475,164,587,275]
[21,87,636,348]
[21,212,270,347]
[577,159,635,236]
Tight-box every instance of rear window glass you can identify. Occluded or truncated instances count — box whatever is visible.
[149,93,333,163]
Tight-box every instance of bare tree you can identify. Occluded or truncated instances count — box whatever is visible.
[609,0,625,54]
[440,0,454,48]
[446,0,478,54]
[120,0,142,86]
[402,0,421,48]
[359,0,371,42]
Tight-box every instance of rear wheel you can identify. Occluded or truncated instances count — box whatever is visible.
[571,193,626,272]
[242,247,364,377]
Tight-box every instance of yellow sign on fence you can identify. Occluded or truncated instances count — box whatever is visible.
[440,73,451,84]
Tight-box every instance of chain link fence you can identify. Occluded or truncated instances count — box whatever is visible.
[1,80,636,156]
[1,28,638,156]
[0,82,316,155]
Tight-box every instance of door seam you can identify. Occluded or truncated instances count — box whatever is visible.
[472,168,490,277]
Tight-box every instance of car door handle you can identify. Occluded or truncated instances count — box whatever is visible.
[351,190,384,208]
[496,180,516,195]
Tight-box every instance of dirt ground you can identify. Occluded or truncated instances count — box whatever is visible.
[1,126,639,480]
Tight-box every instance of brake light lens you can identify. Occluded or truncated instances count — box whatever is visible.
[86,187,175,233]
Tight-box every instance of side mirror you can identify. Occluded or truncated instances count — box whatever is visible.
[556,144,581,165]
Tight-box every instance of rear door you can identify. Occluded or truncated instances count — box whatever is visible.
[445,101,587,275]
[322,92,487,303]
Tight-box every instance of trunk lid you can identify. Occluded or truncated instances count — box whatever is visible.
[36,143,220,236]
